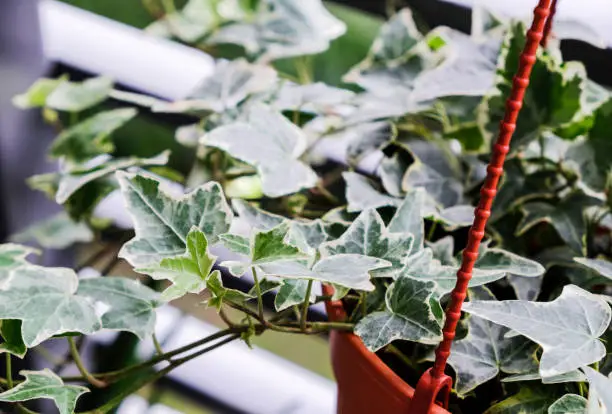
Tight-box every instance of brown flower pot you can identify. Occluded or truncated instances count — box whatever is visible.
[323,286,450,414]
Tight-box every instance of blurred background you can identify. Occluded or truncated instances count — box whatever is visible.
[1,1,611,413]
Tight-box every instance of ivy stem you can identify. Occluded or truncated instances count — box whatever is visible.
[427,221,438,241]
[360,291,367,318]
[251,267,265,321]
[315,182,340,205]
[5,354,13,389]
[300,280,314,331]
[68,337,107,388]
[152,334,164,357]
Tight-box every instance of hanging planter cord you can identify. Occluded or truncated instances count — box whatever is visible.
[410,0,557,411]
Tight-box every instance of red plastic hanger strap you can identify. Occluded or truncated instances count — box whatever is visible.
[541,0,558,47]
[410,0,553,412]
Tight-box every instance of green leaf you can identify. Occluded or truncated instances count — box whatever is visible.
[343,172,400,213]
[321,209,414,277]
[0,320,27,358]
[251,222,309,265]
[46,76,113,112]
[155,59,277,114]
[574,258,612,280]
[0,369,89,414]
[11,212,93,250]
[232,199,284,230]
[118,172,232,267]
[0,244,38,275]
[548,394,588,414]
[258,255,390,291]
[582,366,612,412]
[517,192,601,254]
[12,77,66,109]
[54,151,170,204]
[354,273,443,351]
[76,276,160,339]
[484,386,560,414]
[387,188,427,248]
[365,8,422,65]
[274,279,317,311]
[448,313,538,396]
[50,108,138,162]
[205,104,318,197]
[205,270,252,310]
[137,227,217,301]
[219,233,251,256]
[463,284,611,378]
[0,264,100,347]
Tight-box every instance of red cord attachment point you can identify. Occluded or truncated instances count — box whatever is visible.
[410,369,451,413]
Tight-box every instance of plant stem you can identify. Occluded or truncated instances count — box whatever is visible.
[427,221,438,241]
[152,334,164,357]
[5,354,12,389]
[315,182,340,205]
[300,280,314,331]
[100,256,121,276]
[251,267,265,321]
[68,337,107,388]
[161,0,176,14]
[361,291,367,318]
[75,244,114,272]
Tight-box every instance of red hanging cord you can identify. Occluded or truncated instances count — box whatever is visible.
[410,0,553,412]
[541,0,558,46]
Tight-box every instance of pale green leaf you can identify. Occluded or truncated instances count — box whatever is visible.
[55,151,170,204]
[12,77,66,109]
[354,274,442,351]
[232,199,284,230]
[321,209,414,277]
[137,227,216,301]
[0,264,100,347]
[574,258,612,280]
[273,82,354,115]
[206,270,252,310]
[463,285,611,377]
[219,233,251,256]
[76,276,160,339]
[387,188,427,248]
[251,222,308,265]
[582,366,612,413]
[274,279,316,311]
[205,104,317,197]
[548,394,588,414]
[155,59,277,114]
[0,369,89,414]
[343,172,400,213]
[448,313,538,396]
[50,108,137,162]
[258,255,390,291]
[118,172,232,267]
[46,76,113,112]
[11,212,93,250]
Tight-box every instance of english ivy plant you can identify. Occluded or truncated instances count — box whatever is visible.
[5,1,612,413]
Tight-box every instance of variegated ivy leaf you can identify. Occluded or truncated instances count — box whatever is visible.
[205,104,318,197]
[410,27,501,103]
[582,366,612,412]
[574,257,612,280]
[220,222,309,276]
[502,370,585,385]
[517,192,602,254]
[76,276,160,339]
[154,59,277,114]
[273,82,354,115]
[448,312,538,396]
[274,279,317,311]
[463,284,612,378]
[257,255,390,291]
[219,233,251,256]
[232,199,284,230]
[54,151,170,205]
[0,369,89,414]
[487,23,589,151]
[206,270,251,310]
[387,188,427,249]
[354,274,443,351]
[343,172,400,213]
[0,321,26,358]
[209,0,346,61]
[118,172,232,267]
[12,77,66,109]
[11,212,93,250]
[50,108,137,162]
[332,122,393,169]
[321,209,414,278]
[45,76,113,112]
[0,264,100,347]
[548,394,588,414]
[0,244,38,277]
[483,386,560,414]
[137,227,216,301]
